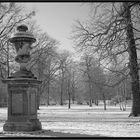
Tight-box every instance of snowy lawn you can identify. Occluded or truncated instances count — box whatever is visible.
[0,104,140,137]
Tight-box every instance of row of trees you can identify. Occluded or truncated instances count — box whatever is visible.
[0,3,78,109]
[1,2,140,117]
[72,2,140,116]
[0,3,35,106]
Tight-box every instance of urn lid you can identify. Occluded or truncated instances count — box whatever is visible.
[9,25,36,43]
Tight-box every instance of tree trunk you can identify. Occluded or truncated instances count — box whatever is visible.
[37,87,41,110]
[47,80,50,106]
[94,95,99,106]
[60,80,63,106]
[37,94,40,110]
[122,81,127,111]
[68,92,71,109]
[88,80,92,107]
[60,70,64,106]
[7,44,10,77]
[37,59,43,110]
[89,99,92,107]
[102,92,106,110]
[72,72,75,104]
[96,99,99,106]
[72,87,75,104]
[124,3,140,116]
[72,95,75,104]
[117,85,122,111]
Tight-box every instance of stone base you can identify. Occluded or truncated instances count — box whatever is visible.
[9,69,37,79]
[3,119,42,131]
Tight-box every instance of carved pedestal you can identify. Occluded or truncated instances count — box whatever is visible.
[3,78,42,131]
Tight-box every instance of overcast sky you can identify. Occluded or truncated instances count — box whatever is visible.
[20,2,90,52]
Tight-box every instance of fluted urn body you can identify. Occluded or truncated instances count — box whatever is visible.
[3,25,42,131]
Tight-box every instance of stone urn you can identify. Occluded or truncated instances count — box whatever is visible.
[3,25,42,131]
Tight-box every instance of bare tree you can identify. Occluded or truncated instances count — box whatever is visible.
[72,2,140,116]
[57,50,72,105]
[26,25,59,108]
[0,3,35,77]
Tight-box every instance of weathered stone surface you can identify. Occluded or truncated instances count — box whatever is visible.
[3,25,42,132]
[12,93,23,114]
[3,78,42,131]
[8,69,37,79]
[31,93,36,115]
[3,119,42,131]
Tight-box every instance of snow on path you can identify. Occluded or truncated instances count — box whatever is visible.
[0,105,140,137]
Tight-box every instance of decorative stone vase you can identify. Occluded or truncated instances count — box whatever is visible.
[3,25,42,131]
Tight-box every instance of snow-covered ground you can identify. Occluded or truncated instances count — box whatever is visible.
[0,104,140,137]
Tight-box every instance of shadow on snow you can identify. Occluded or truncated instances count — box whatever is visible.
[0,129,107,137]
